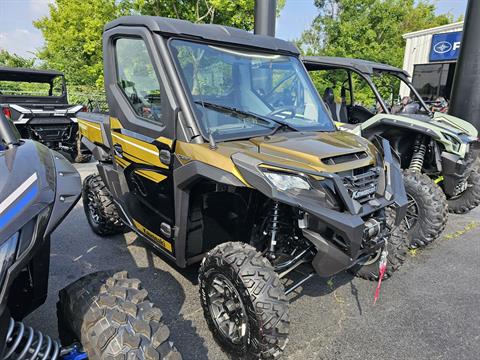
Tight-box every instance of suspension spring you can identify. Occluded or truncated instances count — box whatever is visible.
[409,135,427,172]
[268,201,282,254]
[3,318,61,360]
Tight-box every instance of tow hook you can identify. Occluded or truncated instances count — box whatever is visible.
[373,241,388,305]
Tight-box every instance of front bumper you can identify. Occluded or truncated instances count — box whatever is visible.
[233,138,408,277]
[441,141,480,197]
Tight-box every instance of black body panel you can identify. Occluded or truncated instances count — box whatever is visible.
[105,16,299,56]
[0,139,81,343]
[232,138,407,277]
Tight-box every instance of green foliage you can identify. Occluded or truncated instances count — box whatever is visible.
[0,50,35,68]
[34,0,132,89]
[133,0,285,29]
[0,80,50,97]
[299,0,453,66]
[34,0,285,92]
[299,0,453,106]
[68,85,107,108]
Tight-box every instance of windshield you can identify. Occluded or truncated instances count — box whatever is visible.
[170,40,334,141]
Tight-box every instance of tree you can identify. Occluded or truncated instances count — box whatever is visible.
[133,0,285,29]
[298,0,453,67]
[0,51,42,96]
[0,50,35,68]
[34,0,285,89]
[34,0,132,88]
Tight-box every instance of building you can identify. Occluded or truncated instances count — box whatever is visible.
[401,21,464,101]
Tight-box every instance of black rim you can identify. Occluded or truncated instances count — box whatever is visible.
[86,190,101,224]
[404,194,419,229]
[207,274,248,345]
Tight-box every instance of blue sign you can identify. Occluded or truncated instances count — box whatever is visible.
[430,31,462,62]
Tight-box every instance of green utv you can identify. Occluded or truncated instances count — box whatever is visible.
[303,56,480,248]
[78,16,408,359]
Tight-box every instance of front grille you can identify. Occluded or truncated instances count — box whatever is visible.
[342,166,380,203]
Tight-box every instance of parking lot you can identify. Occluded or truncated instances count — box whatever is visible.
[25,161,480,360]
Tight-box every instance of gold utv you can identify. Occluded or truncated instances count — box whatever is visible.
[78,16,407,359]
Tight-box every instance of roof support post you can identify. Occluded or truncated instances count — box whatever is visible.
[449,0,480,131]
[254,0,277,37]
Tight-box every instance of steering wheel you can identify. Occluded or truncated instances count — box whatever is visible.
[268,106,296,119]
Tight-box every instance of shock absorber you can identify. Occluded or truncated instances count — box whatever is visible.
[268,201,282,256]
[409,135,427,172]
[3,318,61,360]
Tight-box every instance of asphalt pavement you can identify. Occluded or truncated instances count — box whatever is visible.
[25,161,480,360]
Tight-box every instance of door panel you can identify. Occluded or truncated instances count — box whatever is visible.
[107,33,176,257]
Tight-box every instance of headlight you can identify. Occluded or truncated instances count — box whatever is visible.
[263,172,311,191]
[0,232,18,286]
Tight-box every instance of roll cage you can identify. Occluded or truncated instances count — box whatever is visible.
[302,56,432,117]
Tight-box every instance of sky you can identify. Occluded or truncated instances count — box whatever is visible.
[0,0,469,58]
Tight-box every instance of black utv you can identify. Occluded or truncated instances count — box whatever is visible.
[0,67,91,163]
[0,113,180,359]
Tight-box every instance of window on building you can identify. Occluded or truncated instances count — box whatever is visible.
[412,63,456,101]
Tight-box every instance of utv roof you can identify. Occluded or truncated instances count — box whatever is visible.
[302,56,410,77]
[105,16,299,55]
[0,67,64,83]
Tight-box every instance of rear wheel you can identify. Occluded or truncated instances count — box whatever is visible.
[83,174,126,236]
[57,271,181,360]
[199,242,289,359]
[402,169,448,247]
[447,158,480,214]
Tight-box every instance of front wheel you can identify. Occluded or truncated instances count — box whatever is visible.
[447,158,480,214]
[199,242,289,359]
[350,214,408,281]
[402,169,448,247]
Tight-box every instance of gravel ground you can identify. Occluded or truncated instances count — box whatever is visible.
[26,161,480,360]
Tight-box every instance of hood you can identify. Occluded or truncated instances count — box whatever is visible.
[363,112,478,139]
[175,131,380,188]
[360,112,478,158]
[229,131,377,173]
[385,112,477,139]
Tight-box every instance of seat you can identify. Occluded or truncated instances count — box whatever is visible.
[323,87,338,122]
